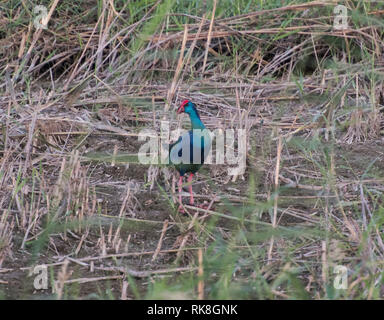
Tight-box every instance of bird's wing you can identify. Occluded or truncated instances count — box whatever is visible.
[169,132,191,162]
[169,130,213,165]
[168,136,182,151]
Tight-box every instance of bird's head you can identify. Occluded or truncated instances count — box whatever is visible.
[177,100,196,115]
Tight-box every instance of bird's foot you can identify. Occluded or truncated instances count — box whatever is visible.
[177,201,213,214]
[187,201,213,211]
[177,204,186,214]
[196,201,213,211]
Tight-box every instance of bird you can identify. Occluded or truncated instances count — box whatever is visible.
[168,100,211,212]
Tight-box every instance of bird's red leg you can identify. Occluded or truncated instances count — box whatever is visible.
[188,173,194,205]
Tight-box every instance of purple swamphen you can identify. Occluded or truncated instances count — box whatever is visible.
[169,100,211,212]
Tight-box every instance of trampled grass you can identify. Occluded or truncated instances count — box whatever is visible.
[0,0,384,299]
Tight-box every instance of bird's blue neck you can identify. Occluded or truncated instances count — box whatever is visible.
[188,109,205,130]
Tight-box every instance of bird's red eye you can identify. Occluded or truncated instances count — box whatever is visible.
[180,100,189,108]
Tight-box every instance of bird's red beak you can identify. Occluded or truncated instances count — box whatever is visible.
[177,100,189,114]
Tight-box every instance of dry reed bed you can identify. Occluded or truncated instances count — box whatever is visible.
[0,0,384,298]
